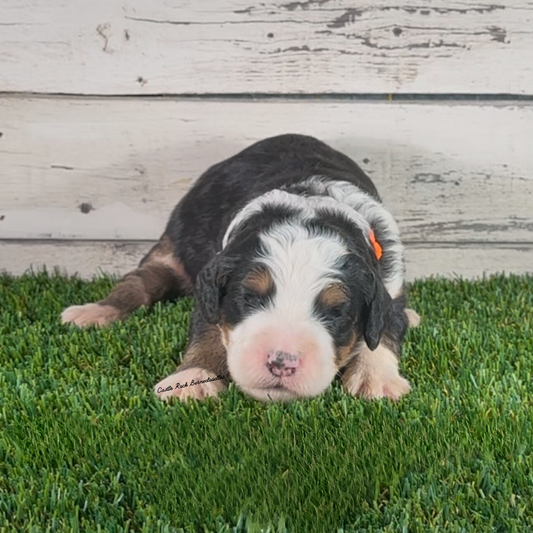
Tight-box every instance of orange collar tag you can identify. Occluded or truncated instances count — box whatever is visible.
[369,230,383,260]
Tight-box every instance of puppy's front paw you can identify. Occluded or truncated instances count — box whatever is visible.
[343,368,411,401]
[154,367,226,402]
[61,303,121,327]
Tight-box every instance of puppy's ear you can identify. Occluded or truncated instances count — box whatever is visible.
[196,254,236,324]
[362,272,391,350]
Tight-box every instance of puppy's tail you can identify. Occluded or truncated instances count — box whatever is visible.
[405,308,421,328]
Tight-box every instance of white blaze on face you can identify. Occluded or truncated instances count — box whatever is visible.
[226,224,348,401]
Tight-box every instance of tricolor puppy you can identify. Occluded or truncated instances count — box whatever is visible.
[62,134,420,402]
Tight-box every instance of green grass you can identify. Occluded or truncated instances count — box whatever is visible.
[1,272,532,533]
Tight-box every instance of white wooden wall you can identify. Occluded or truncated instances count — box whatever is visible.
[1,0,532,280]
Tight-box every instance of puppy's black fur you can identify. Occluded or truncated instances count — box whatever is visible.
[63,134,414,400]
[166,134,379,280]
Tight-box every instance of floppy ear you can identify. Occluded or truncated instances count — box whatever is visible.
[362,273,391,351]
[195,254,236,324]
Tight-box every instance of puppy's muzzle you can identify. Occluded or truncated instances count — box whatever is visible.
[266,351,300,377]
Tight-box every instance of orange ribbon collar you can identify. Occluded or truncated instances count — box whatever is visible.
[369,230,383,260]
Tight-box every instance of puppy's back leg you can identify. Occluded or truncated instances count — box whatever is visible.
[61,235,193,327]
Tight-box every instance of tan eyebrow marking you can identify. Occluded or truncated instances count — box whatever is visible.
[243,266,274,295]
[319,283,348,308]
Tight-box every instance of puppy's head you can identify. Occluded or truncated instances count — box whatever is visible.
[196,224,390,401]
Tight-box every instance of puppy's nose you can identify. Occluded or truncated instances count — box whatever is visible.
[266,351,299,377]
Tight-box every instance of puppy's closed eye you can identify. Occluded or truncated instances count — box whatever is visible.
[315,283,351,325]
[240,266,276,310]
[327,304,347,320]
[242,289,268,309]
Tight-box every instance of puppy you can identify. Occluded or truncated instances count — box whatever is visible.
[62,134,420,402]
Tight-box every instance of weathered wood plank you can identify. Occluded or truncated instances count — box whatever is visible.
[0,241,154,279]
[1,240,531,280]
[1,0,532,95]
[1,96,532,244]
[406,243,533,280]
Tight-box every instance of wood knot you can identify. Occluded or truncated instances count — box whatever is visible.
[79,203,94,214]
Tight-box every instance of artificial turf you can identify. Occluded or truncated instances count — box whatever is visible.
[0,271,532,532]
